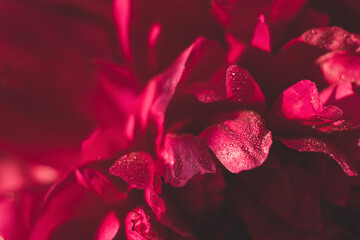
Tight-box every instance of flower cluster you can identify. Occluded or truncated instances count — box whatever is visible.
[1,0,360,239]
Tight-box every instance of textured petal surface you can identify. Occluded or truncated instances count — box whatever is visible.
[201,111,272,173]
[298,26,360,51]
[145,188,166,219]
[125,207,161,240]
[226,65,265,108]
[160,134,216,187]
[279,137,358,176]
[109,152,155,189]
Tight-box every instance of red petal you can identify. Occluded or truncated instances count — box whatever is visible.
[226,65,265,108]
[95,211,120,240]
[125,207,161,240]
[281,80,342,121]
[113,0,132,63]
[251,14,271,52]
[75,169,126,204]
[278,137,358,176]
[109,152,155,189]
[144,188,166,219]
[127,39,197,141]
[160,134,216,187]
[317,51,360,85]
[320,80,360,128]
[201,111,272,173]
[298,26,360,51]
[270,80,344,132]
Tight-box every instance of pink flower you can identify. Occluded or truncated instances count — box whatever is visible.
[3,0,360,239]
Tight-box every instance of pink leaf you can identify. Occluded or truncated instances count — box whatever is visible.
[160,134,216,187]
[278,137,358,176]
[109,152,155,189]
[201,111,272,173]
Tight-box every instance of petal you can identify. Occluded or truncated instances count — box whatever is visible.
[129,38,225,145]
[201,111,272,173]
[113,0,132,63]
[114,0,223,80]
[109,152,155,189]
[251,14,271,52]
[317,51,360,85]
[298,26,360,51]
[160,134,216,187]
[269,80,345,132]
[280,80,342,121]
[278,137,358,176]
[127,39,197,140]
[75,169,126,204]
[125,207,161,240]
[144,188,166,219]
[320,80,360,128]
[226,65,265,108]
[95,211,120,240]
[32,171,110,240]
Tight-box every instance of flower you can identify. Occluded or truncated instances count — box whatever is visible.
[3,0,360,239]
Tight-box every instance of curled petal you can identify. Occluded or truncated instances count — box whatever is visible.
[160,134,216,187]
[110,152,155,189]
[280,80,342,121]
[201,111,272,173]
[270,79,345,132]
[278,137,358,176]
[125,208,159,240]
